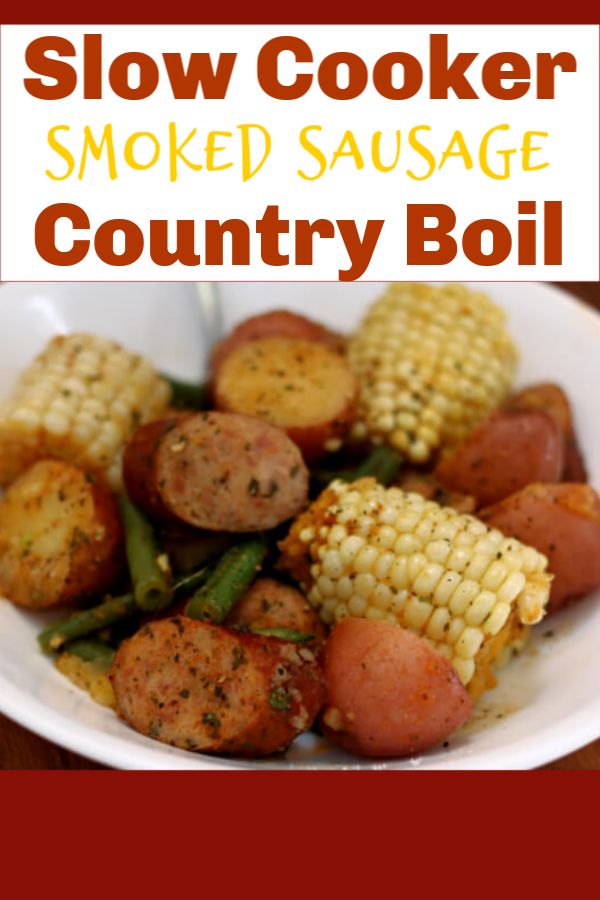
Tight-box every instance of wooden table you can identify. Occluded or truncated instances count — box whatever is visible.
[1,282,598,770]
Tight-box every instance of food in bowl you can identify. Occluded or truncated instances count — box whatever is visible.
[0,282,599,761]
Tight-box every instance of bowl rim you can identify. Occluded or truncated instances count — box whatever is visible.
[1,279,599,770]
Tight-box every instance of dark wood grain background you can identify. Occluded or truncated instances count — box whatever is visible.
[1,281,598,770]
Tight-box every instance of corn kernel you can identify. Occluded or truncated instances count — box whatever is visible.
[413,562,444,596]
[322,551,345,580]
[407,552,428,582]
[353,546,379,574]
[404,596,432,630]
[464,553,493,581]
[448,579,479,615]
[348,595,368,616]
[483,602,511,636]
[390,557,409,590]
[452,657,476,685]
[447,616,466,644]
[481,561,509,591]
[433,571,462,606]
[455,626,484,660]
[427,607,451,640]
[374,551,395,581]
[340,535,365,566]
[355,573,376,600]
[465,590,497,626]
[497,571,527,604]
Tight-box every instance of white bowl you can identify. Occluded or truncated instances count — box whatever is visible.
[0,281,598,770]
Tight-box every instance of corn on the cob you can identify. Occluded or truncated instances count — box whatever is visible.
[347,283,518,463]
[0,334,171,490]
[280,478,551,695]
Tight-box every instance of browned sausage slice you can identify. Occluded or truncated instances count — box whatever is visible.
[435,410,565,507]
[123,416,189,521]
[125,412,309,531]
[479,483,600,613]
[226,577,326,645]
[110,617,325,756]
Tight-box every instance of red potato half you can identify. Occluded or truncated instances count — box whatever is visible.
[214,337,358,462]
[435,409,565,508]
[111,617,325,756]
[322,618,473,758]
[124,411,309,532]
[209,309,345,379]
[397,469,476,515]
[479,483,600,614]
[507,383,587,482]
[226,577,327,646]
[0,459,123,609]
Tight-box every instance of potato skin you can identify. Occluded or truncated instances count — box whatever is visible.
[214,337,357,462]
[111,617,325,756]
[209,309,345,379]
[397,469,476,515]
[134,412,309,532]
[0,460,123,609]
[435,410,565,507]
[322,619,473,758]
[226,577,327,645]
[507,383,587,482]
[479,483,600,613]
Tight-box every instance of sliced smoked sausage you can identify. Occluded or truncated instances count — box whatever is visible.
[226,577,326,644]
[110,617,325,756]
[123,411,309,531]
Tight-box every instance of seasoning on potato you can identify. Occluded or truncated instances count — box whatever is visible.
[214,337,357,461]
[0,459,123,608]
[209,309,345,379]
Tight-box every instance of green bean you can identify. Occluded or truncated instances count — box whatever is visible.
[119,495,172,611]
[353,445,403,485]
[186,537,269,623]
[250,627,314,643]
[38,556,215,655]
[312,445,402,489]
[38,593,137,654]
[63,639,115,671]
[161,374,209,410]
[162,531,236,574]
[173,563,214,599]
